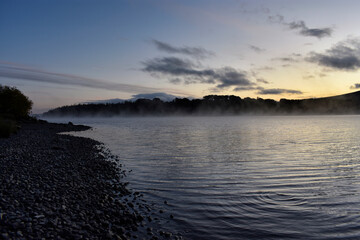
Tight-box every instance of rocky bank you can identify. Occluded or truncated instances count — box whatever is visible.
[0,121,178,240]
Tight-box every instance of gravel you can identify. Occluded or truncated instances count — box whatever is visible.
[0,121,180,240]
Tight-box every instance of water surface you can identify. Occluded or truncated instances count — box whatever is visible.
[46,115,360,239]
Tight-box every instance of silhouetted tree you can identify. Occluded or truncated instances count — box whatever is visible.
[0,85,33,119]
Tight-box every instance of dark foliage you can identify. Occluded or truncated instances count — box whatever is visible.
[43,91,360,117]
[0,85,33,120]
[0,118,17,138]
[0,85,33,137]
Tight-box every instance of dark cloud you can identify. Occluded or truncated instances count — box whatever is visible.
[307,37,360,70]
[0,62,188,96]
[268,14,284,23]
[142,57,302,95]
[255,66,274,71]
[249,45,266,53]
[350,83,360,89]
[271,54,303,68]
[215,67,253,88]
[142,57,216,84]
[169,78,182,84]
[234,86,303,95]
[316,56,360,70]
[142,57,254,90]
[233,86,262,92]
[288,20,332,38]
[257,88,303,95]
[256,78,270,84]
[273,57,298,62]
[269,15,333,39]
[152,40,214,59]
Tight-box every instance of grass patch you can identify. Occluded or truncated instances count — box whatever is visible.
[0,118,17,138]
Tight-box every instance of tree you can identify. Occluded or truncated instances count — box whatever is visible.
[0,85,33,119]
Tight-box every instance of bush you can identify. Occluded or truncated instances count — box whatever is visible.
[0,118,17,138]
[0,85,33,120]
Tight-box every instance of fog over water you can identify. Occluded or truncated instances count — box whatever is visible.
[44,115,360,239]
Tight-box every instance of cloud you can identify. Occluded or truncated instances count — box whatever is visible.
[233,86,302,95]
[253,66,274,71]
[273,57,298,63]
[256,78,270,84]
[268,14,284,23]
[272,53,303,64]
[215,67,253,88]
[269,14,333,39]
[233,86,262,92]
[307,37,360,70]
[257,88,303,95]
[350,83,360,89]
[142,57,216,84]
[152,40,214,59]
[303,75,315,79]
[288,20,332,38]
[249,45,265,53]
[142,57,254,90]
[0,61,188,96]
[169,78,182,84]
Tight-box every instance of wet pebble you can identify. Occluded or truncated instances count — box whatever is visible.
[0,122,179,239]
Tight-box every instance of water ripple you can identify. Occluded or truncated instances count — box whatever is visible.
[59,115,360,239]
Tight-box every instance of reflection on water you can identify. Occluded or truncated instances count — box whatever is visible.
[47,115,360,239]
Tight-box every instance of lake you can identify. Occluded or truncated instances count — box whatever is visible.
[44,115,360,239]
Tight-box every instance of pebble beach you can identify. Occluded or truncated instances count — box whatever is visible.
[0,121,177,240]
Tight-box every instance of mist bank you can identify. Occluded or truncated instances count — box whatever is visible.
[43,91,360,117]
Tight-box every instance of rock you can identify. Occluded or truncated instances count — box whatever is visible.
[1,233,10,240]
[0,122,177,240]
[16,230,23,237]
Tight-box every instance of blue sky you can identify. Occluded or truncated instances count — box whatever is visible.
[2,0,360,113]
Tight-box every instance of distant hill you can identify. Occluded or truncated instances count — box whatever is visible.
[43,91,360,117]
[83,92,179,104]
[280,90,360,114]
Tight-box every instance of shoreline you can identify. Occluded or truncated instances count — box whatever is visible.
[0,121,177,240]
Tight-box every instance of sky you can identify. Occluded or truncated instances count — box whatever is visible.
[2,0,360,113]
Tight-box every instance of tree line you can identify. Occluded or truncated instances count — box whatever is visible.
[43,92,360,117]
